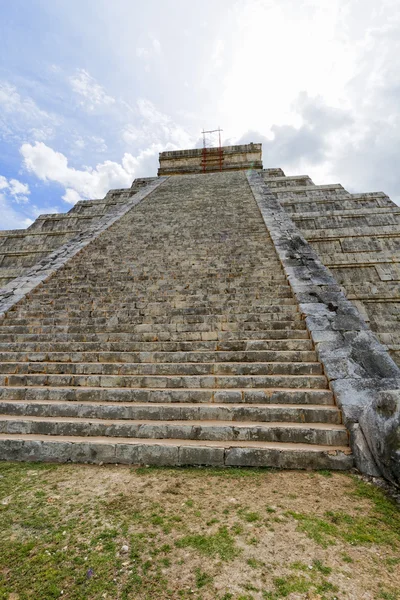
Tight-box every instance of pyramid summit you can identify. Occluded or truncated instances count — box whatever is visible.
[0,143,399,484]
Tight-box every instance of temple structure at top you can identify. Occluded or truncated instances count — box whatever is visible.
[158,143,263,175]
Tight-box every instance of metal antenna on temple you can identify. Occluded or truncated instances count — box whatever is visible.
[201,127,223,173]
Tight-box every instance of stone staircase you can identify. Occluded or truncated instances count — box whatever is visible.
[0,171,353,469]
[0,177,156,286]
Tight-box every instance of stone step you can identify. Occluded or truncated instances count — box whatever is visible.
[0,329,310,343]
[0,434,354,469]
[5,302,299,319]
[0,171,351,470]
[20,297,297,310]
[3,310,302,326]
[46,271,286,278]
[0,339,315,352]
[34,267,287,276]
[30,280,292,291]
[6,305,298,319]
[26,288,294,299]
[0,400,341,423]
[74,277,291,287]
[27,288,294,301]
[20,297,295,310]
[0,415,349,445]
[2,263,283,274]
[0,373,328,389]
[24,296,296,308]
[0,361,323,376]
[2,305,300,320]
[0,350,318,364]
[0,386,335,405]
[0,319,306,335]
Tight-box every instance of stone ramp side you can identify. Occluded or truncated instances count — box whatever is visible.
[0,171,352,469]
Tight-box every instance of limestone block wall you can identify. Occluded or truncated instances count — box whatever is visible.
[261,169,400,366]
[158,144,263,175]
[0,178,155,287]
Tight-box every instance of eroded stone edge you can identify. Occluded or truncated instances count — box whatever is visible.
[0,177,169,316]
[0,439,353,470]
[246,169,400,483]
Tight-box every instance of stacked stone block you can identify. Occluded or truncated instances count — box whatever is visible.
[0,178,155,286]
[0,172,351,468]
[262,170,400,367]
[158,144,262,175]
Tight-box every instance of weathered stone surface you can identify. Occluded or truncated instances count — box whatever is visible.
[225,446,353,470]
[0,169,351,470]
[247,170,400,485]
[349,423,381,478]
[0,178,156,288]
[0,177,166,314]
[158,143,262,175]
[1,144,399,480]
[263,170,400,368]
[179,445,225,466]
[359,390,400,484]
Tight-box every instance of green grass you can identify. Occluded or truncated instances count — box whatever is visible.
[341,553,353,563]
[239,509,261,523]
[318,470,333,478]
[194,568,213,588]
[134,465,270,478]
[287,508,400,548]
[247,558,264,569]
[0,463,186,599]
[378,591,399,600]
[264,575,311,598]
[0,463,399,600]
[175,526,239,560]
[289,559,331,575]
[263,570,339,599]
[286,511,338,547]
[312,559,332,575]
[286,478,400,549]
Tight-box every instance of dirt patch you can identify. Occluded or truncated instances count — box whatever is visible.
[0,463,399,599]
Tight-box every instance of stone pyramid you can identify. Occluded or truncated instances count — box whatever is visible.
[0,144,399,484]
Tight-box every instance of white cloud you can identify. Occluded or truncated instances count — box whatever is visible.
[69,69,116,111]
[122,99,194,150]
[91,136,108,152]
[72,136,107,155]
[136,35,161,60]
[0,82,50,121]
[0,175,30,205]
[29,126,54,141]
[74,138,86,150]
[2,0,400,218]
[212,40,224,68]
[136,47,150,59]
[62,188,82,204]
[20,141,159,204]
[0,193,33,230]
[0,82,56,141]
[152,37,161,54]
[122,125,141,144]
[9,179,30,197]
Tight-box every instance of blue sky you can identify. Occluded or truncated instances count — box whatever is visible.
[1,0,400,229]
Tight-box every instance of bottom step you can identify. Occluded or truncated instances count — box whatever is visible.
[0,434,353,471]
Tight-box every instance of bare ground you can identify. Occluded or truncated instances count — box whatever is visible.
[0,462,399,600]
